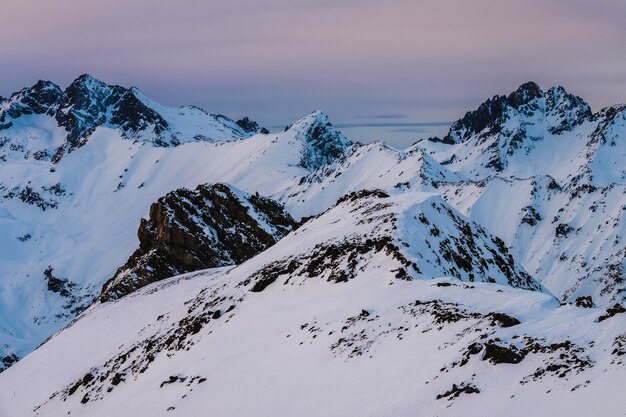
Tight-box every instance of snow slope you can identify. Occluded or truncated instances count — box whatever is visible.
[1,191,624,417]
[279,141,458,218]
[0,76,350,364]
[416,84,626,306]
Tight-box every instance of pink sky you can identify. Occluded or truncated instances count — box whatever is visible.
[2,0,625,147]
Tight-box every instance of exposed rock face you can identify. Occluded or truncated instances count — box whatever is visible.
[0,80,63,128]
[236,116,268,134]
[286,111,352,171]
[545,86,592,134]
[443,82,592,145]
[54,75,170,153]
[99,183,296,302]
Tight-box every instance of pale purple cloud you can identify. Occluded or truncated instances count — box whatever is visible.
[1,0,625,148]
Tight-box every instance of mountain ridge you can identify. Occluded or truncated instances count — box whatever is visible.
[1,77,625,416]
[0,74,265,163]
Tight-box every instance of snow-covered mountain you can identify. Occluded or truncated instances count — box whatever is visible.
[0,76,351,368]
[1,190,624,417]
[0,75,262,163]
[1,76,626,416]
[417,83,626,306]
[271,81,626,306]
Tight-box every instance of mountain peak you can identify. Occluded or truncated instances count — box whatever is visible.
[290,110,332,128]
[443,82,591,144]
[0,79,63,127]
[545,85,592,134]
[507,81,543,108]
[287,111,351,171]
[69,73,106,88]
[31,79,62,92]
[63,74,116,105]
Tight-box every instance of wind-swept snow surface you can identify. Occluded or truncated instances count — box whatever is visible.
[1,192,624,417]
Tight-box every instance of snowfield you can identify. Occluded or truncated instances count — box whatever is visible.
[1,76,626,416]
[1,192,624,416]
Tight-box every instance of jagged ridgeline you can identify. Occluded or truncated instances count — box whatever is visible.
[2,74,626,410]
[0,74,266,162]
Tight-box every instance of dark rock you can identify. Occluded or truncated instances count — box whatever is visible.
[250,276,278,293]
[0,354,19,372]
[436,383,480,400]
[555,223,574,238]
[111,373,125,386]
[68,372,94,396]
[598,303,626,322]
[100,183,295,301]
[335,189,389,205]
[427,136,456,145]
[483,342,525,364]
[44,266,75,298]
[575,296,594,308]
[521,206,542,226]
[486,312,521,328]
[236,116,263,133]
[160,375,186,388]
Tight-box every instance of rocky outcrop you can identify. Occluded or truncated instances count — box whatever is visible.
[285,111,351,171]
[236,116,268,134]
[0,80,63,129]
[443,82,592,145]
[99,183,295,301]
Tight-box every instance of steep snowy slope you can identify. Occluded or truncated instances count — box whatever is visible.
[1,191,624,417]
[0,75,350,367]
[416,84,626,306]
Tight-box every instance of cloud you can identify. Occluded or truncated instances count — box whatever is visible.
[334,122,451,129]
[1,0,625,145]
[355,114,409,119]
[388,128,431,134]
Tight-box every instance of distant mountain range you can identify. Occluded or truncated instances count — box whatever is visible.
[0,76,624,417]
